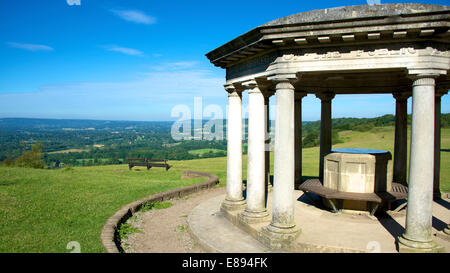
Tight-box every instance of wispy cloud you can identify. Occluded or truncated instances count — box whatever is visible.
[66,0,81,6]
[111,9,156,24]
[104,45,144,56]
[0,61,225,120]
[151,61,199,71]
[6,42,53,52]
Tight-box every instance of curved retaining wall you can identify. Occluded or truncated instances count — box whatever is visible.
[100,170,219,253]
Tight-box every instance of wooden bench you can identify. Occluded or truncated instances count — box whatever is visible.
[298,179,408,215]
[126,158,171,171]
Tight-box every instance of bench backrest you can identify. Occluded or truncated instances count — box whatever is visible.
[126,158,168,163]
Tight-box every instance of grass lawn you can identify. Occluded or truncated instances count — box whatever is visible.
[0,126,448,253]
[0,164,207,253]
[188,148,226,156]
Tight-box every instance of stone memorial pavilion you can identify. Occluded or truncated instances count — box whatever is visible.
[206,3,450,252]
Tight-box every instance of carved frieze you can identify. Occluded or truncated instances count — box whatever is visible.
[226,51,280,80]
[226,46,449,81]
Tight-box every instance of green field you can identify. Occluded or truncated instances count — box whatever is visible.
[47,148,90,154]
[188,148,226,156]
[0,126,449,253]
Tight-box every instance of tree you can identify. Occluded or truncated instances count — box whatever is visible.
[303,131,320,148]
[15,143,45,169]
[1,157,15,166]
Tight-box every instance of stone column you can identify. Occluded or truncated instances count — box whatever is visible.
[264,92,274,191]
[221,85,246,211]
[392,92,410,186]
[262,75,300,249]
[398,75,442,253]
[433,91,448,199]
[239,80,269,223]
[295,92,307,187]
[316,92,335,181]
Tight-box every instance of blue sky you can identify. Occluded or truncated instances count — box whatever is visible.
[0,0,448,121]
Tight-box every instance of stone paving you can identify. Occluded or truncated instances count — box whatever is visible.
[188,190,450,253]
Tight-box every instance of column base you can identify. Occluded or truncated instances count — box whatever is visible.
[221,198,246,212]
[397,235,444,253]
[238,209,270,224]
[259,223,301,250]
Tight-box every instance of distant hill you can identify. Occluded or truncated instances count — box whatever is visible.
[1,113,449,132]
[302,113,450,134]
[1,114,448,166]
[0,118,173,131]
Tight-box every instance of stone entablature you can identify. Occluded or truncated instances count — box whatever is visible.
[272,47,449,73]
[226,46,450,87]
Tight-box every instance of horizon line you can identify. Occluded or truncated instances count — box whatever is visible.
[2,113,449,124]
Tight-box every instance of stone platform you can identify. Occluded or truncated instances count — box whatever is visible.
[188,191,450,253]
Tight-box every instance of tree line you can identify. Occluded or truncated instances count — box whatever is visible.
[0,114,449,168]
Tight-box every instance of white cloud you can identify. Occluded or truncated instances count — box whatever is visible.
[6,42,53,52]
[104,45,144,56]
[66,0,81,6]
[111,9,156,24]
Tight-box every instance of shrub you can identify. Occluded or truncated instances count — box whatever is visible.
[303,130,320,148]
[0,157,15,167]
[15,143,45,169]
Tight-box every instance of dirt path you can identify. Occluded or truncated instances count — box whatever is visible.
[122,186,226,253]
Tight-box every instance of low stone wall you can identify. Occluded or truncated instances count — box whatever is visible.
[100,170,219,253]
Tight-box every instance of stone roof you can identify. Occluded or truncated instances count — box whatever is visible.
[206,3,450,68]
[261,4,450,27]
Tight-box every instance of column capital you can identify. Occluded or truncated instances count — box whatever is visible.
[408,69,445,80]
[242,79,267,95]
[393,92,411,101]
[224,84,243,97]
[412,77,436,87]
[224,83,235,91]
[224,83,246,93]
[242,79,258,88]
[267,73,298,86]
[408,72,441,86]
[315,92,335,102]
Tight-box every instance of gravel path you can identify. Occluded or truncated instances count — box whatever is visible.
[121,186,226,253]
